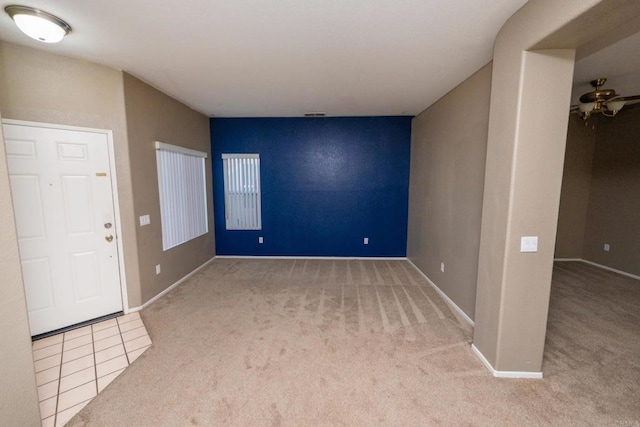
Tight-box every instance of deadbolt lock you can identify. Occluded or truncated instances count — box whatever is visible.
[105,235,114,242]
[104,222,112,229]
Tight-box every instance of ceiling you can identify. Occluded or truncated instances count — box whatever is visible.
[0,0,530,117]
[572,31,640,106]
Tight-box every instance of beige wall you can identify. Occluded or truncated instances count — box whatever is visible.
[407,63,492,321]
[0,42,215,310]
[122,73,215,303]
[475,48,577,372]
[0,111,41,425]
[555,114,596,258]
[0,44,215,422]
[0,41,142,306]
[473,0,640,373]
[582,108,640,276]
[556,107,640,277]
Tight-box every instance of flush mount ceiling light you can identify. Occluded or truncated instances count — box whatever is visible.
[5,5,71,43]
[571,78,640,120]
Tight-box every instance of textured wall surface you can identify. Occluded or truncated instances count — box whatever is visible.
[554,115,596,259]
[123,73,216,303]
[582,108,640,276]
[556,107,640,277]
[471,0,638,373]
[475,47,577,372]
[0,41,141,306]
[0,111,41,426]
[211,117,411,257]
[407,63,492,321]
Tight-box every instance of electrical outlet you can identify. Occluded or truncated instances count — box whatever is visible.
[441,262,445,273]
[364,237,369,245]
[259,236,264,244]
[155,264,161,275]
[604,243,610,252]
[139,214,150,226]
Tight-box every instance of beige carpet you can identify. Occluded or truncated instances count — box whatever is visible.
[69,259,640,425]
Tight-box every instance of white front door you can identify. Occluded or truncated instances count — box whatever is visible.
[3,122,123,336]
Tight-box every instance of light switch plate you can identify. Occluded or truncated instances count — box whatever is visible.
[520,236,538,253]
[139,215,150,226]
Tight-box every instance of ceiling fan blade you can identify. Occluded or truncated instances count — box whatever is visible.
[614,94,640,102]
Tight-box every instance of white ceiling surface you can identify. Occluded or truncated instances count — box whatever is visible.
[572,31,640,106]
[0,0,529,117]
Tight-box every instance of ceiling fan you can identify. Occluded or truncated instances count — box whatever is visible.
[571,77,640,120]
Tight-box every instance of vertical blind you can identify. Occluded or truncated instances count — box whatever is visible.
[222,154,262,230]
[155,141,208,250]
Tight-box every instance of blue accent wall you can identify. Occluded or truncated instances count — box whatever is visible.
[211,117,412,257]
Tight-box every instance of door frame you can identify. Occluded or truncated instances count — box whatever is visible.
[2,118,130,316]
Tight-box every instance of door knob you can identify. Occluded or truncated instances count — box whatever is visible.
[104,222,112,229]
[105,235,114,242]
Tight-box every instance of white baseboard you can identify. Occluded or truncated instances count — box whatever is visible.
[129,256,216,312]
[215,255,407,261]
[471,344,543,379]
[554,258,639,281]
[405,259,474,327]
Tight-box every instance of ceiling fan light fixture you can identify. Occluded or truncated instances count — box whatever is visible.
[573,77,640,120]
[5,5,71,43]
[579,102,596,113]
[605,99,626,115]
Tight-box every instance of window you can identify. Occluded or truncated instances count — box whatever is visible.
[222,153,262,230]
[155,141,208,250]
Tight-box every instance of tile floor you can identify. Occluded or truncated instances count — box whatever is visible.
[32,312,152,427]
